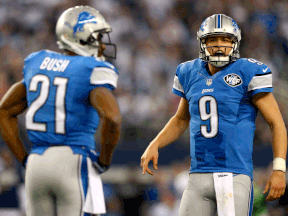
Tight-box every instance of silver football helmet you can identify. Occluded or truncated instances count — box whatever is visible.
[56,6,116,59]
[197,14,241,67]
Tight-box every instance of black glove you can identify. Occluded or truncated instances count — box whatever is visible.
[92,159,110,174]
[21,155,28,168]
[88,149,110,174]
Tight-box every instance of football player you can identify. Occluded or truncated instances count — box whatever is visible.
[141,14,287,216]
[0,6,121,216]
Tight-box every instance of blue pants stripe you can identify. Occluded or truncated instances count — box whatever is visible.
[248,181,254,216]
[81,154,88,199]
[80,154,90,216]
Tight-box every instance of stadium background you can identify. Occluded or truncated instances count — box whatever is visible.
[0,0,288,215]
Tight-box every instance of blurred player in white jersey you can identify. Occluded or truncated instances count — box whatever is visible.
[0,6,121,216]
[141,14,287,216]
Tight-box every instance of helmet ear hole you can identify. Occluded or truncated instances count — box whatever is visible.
[80,40,87,45]
[87,35,96,44]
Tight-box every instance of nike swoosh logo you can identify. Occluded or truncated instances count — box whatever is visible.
[263,67,269,73]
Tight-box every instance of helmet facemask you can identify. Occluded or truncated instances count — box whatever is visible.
[199,35,240,68]
[79,30,117,59]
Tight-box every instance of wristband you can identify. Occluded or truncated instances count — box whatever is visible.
[273,157,286,172]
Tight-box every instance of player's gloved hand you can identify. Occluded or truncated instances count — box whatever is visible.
[92,159,110,174]
[21,155,28,168]
[88,149,110,174]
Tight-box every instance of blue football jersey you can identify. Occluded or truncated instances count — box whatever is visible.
[22,50,119,152]
[172,58,273,179]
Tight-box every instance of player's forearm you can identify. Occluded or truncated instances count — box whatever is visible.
[0,112,27,162]
[270,122,287,160]
[150,115,189,149]
[99,119,121,166]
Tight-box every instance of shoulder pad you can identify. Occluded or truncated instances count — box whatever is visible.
[241,58,271,74]
[103,61,116,70]
[24,50,43,62]
[177,58,201,75]
[84,57,118,74]
[179,59,198,67]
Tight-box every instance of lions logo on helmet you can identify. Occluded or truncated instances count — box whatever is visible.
[199,18,208,32]
[231,19,239,32]
[56,6,116,59]
[197,14,241,68]
[65,11,98,36]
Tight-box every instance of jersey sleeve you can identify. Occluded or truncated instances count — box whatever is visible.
[247,63,273,96]
[172,64,186,99]
[90,66,119,91]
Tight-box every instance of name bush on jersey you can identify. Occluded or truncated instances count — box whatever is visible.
[39,57,70,72]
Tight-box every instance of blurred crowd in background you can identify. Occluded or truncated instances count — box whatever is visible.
[1,0,288,215]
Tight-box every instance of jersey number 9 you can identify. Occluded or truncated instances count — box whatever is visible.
[199,96,219,138]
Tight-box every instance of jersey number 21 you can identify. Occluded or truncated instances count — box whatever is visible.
[26,74,68,135]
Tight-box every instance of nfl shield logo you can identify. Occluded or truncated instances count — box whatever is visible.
[206,79,212,86]
[223,74,243,87]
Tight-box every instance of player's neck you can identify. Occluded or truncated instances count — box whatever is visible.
[208,63,222,75]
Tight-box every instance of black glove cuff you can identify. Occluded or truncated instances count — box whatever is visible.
[97,159,110,170]
[21,155,28,168]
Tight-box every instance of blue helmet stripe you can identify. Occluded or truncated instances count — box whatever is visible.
[218,14,221,28]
